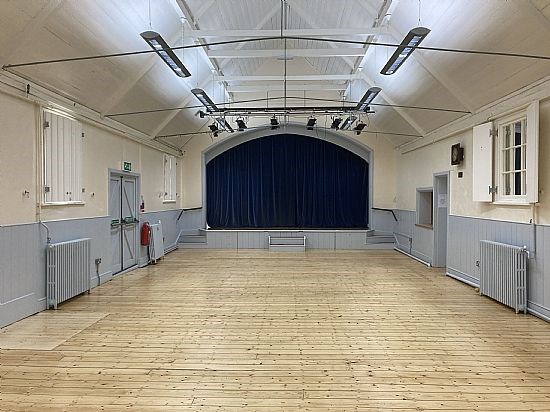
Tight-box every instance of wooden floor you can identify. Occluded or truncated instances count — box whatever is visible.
[1,250,550,411]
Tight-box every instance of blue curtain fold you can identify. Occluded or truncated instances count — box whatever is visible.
[206,134,369,229]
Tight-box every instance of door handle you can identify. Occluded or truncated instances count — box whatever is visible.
[122,217,138,225]
[111,219,121,228]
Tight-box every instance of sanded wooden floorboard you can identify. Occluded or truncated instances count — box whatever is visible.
[1,249,550,410]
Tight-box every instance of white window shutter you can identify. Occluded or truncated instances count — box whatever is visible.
[526,101,539,203]
[472,122,493,202]
[163,155,169,200]
[43,111,53,203]
[42,110,83,204]
[73,122,83,202]
[170,158,177,200]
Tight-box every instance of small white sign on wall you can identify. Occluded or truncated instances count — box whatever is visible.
[438,194,448,208]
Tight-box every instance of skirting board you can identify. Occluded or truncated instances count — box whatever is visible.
[446,268,550,323]
[446,268,480,288]
[395,247,431,267]
[139,243,178,267]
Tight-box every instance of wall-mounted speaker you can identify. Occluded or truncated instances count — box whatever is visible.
[451,143,464,165]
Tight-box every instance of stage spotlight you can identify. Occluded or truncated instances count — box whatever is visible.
[331,117,342,129]
[208,123,219,137]
[270,116,279,129]
[236,118,247,131]
[353,122,367,135]
[306,117,317,130]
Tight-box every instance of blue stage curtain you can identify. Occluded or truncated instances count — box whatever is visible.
[206,134,369,228]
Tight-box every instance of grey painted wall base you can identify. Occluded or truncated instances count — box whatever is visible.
[0,209,183,329]
[394,210,434,265]
[447,214,550,322]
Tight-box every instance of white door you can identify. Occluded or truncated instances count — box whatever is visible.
[109,173,138,275]
[122,177,138,270]
[109,176,122,275]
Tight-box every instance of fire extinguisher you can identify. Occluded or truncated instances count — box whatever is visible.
[141,222,151,246]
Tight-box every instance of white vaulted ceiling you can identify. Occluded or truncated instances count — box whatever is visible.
[1,0,550,149]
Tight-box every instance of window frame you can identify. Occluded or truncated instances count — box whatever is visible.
[416,187,434,229]
[494,113,528,204]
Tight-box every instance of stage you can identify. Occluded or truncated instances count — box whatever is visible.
[179,228,395,250]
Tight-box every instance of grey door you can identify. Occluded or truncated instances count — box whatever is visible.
[109,173,138,275]
[122,177,138,270]
[433,173,449,268]
[109,176,122,275]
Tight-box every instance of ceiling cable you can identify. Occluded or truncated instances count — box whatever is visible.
[5,35,550,70]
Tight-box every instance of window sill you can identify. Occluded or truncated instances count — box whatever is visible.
[42,201,85,207]
[415,223,433,230]
[492,201,532,206]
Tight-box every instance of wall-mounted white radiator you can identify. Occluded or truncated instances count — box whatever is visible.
[46,238,91,309]
[479,240,527,314]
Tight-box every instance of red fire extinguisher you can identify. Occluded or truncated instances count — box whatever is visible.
[141,222,151,246]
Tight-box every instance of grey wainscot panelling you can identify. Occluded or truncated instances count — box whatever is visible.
[1,209,183,328]
[139,209,183,266]
[447,215,550,321]
[394,210,434,265]
[178,208,204,232]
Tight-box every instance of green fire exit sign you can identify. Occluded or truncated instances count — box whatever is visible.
[123,161,132,172]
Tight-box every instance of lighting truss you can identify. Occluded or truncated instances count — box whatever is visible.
[340,115,358,130]
[216,117,234,133]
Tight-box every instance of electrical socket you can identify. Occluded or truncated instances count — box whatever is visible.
[95,258,102,265]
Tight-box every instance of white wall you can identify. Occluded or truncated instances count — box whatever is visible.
[0,89,183,226]
[396,98,550,225]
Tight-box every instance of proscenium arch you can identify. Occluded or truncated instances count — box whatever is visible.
[200,123,374,229]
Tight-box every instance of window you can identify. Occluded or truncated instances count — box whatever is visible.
[497,117,526,200]
[472,101,539,204]
[416,188,433,228]
[163,154,177,202]
[43,110,83,204]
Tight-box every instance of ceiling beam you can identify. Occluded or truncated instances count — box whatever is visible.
[285,0,426,137]
[227,84,347,92]
[185,28,386,38]
[515,1,550,35]
[149,77,212,138]
[286,0,359,70]
[218,75,357,82]
[0,0,65,67]
[219,4,280,71]
[100,30,182,115]
[193,0,216,22]
[358,0,476,112]
[175,0,220,73]
[208,48,366,59]
[359,71,426,136]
